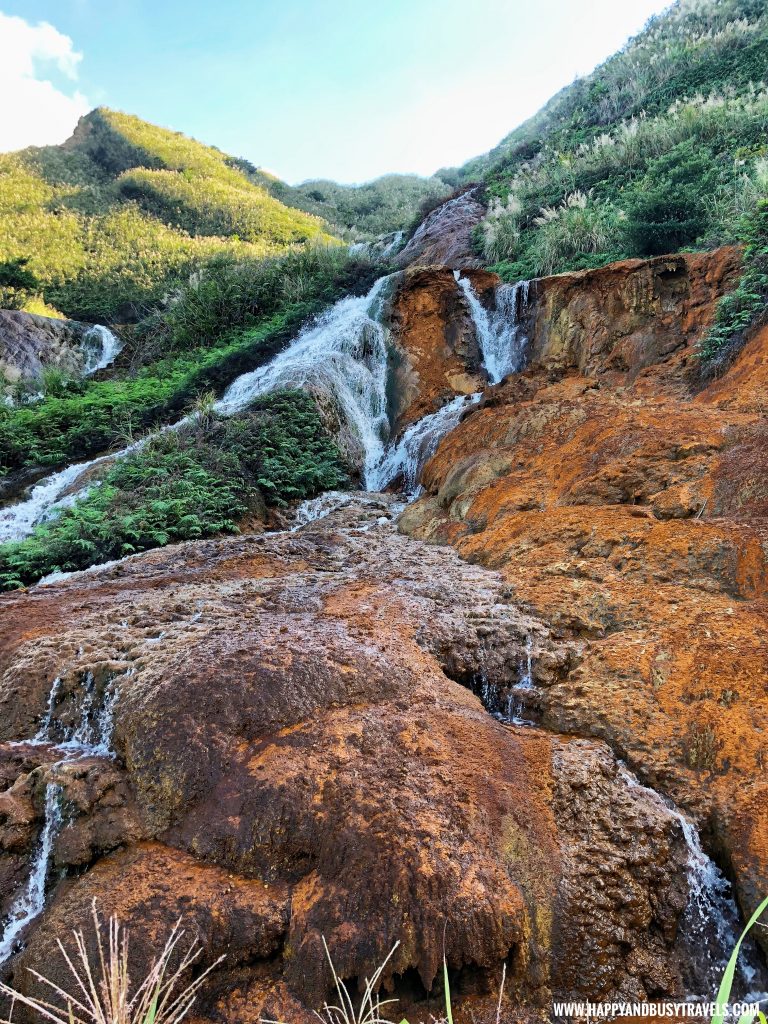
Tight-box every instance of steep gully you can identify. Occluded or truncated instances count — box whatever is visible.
[0,251,765,1019]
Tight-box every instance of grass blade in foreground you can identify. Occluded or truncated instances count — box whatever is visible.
[712,894,768,1024]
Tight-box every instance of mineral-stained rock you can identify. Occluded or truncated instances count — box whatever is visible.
[398,250,768,960]
[0,499,690,1021]
[0,310,89,384]
[388,267,484,432]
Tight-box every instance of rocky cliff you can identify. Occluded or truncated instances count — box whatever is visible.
[0,246,765,1023]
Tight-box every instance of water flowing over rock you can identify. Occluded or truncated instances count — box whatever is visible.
[0,312,123,387]
[399,246,768,980]
[80,325,124,376]
[0,498,700,1019]
[396,187,486,270]
[1,244,766,1021]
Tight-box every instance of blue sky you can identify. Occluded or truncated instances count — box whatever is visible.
[1,0,671,184]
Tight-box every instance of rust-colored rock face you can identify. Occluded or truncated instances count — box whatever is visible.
[0,246,766,1022]
[388,267,484,432]
[0,500,694,1022]
[399,248,768,968]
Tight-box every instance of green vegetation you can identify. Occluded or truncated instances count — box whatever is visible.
[291,174,451,239]
[0,391,348,589]
[460,0,768,282]
[0,108,337,321]
[699,198,768,365]
[0,246,380,478]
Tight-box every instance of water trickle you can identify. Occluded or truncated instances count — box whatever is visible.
[56,672,118,758]
[618,764,768,1001]
[33,676,62,742]
[455,274,532,385]
[81,325,124,375]
[0,782,63,964]
[368,393,480,494]
[470,636,538,727]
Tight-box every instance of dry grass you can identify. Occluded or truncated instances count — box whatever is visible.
[0,903,223,1024]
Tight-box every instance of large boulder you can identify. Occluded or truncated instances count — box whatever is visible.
[0,310,89,384]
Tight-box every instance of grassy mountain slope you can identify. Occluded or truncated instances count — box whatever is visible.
[290,174,451,239]
[0,108,337,321]
[453,0,768,286]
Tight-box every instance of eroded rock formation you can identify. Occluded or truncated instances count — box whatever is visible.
[400,248,768,965]
[0,245,765,1023]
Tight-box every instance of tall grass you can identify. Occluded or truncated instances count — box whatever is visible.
[0,904,223,1024]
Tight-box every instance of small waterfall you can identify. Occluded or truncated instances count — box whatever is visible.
[0,272,481,540]
[0,782,63,964]
[368,393,480,494]
[456,274,532,385]
[471,636,538,727]
[33,676,62,743]
[618,765,768,1000]
[81,325,124,375]
[217,277,393,484]
[57,673,118,758]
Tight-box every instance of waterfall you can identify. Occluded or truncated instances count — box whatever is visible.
[0,782,63,964]
[471,636,538,727]
[216,277,393,484]
[456,274,531,385]
[1,270,523,543]
[81,325,124,375]
[0,437,147,544]
[618,765,767,1000]
[367,393,480,494]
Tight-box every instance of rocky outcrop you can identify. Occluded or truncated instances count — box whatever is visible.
[396,188,485,270]
[387,267,484,433]
[0,498,695,1022]
[0,310,89,384]
[399,247,768,958]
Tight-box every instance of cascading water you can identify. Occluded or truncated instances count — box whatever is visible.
[367,393,480,494]
[456,273,532,385]
[216,277,393,484]
[0,782,63,964]
[81,325,124,375]
[619,764,768,1002]
[0,274,472,540]
[472,635,538,727]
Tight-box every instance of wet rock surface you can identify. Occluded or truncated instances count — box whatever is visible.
[0,310,89,384]
[396,188,486,271]
[399,250,768,968]
[0,498,693,1021]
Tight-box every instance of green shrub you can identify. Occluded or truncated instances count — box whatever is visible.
[0,390,348,589]
[700,198,768,363]
[623,140,726,256]
[529,191,626,276]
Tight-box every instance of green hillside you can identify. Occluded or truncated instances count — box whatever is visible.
[290,174,451,238]
[0,108,338,321]
[453,0,768,290]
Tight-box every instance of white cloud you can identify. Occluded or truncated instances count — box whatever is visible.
[0,11,90,152]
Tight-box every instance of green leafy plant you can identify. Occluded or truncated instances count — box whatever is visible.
[700,199,768,365]
[0,390,348,589]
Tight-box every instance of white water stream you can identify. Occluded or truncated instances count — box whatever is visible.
[81,325,124,376]
[1,272,530,541]
[0,782,63,964]
[455,273,532,385]
[619,764,767,1002]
